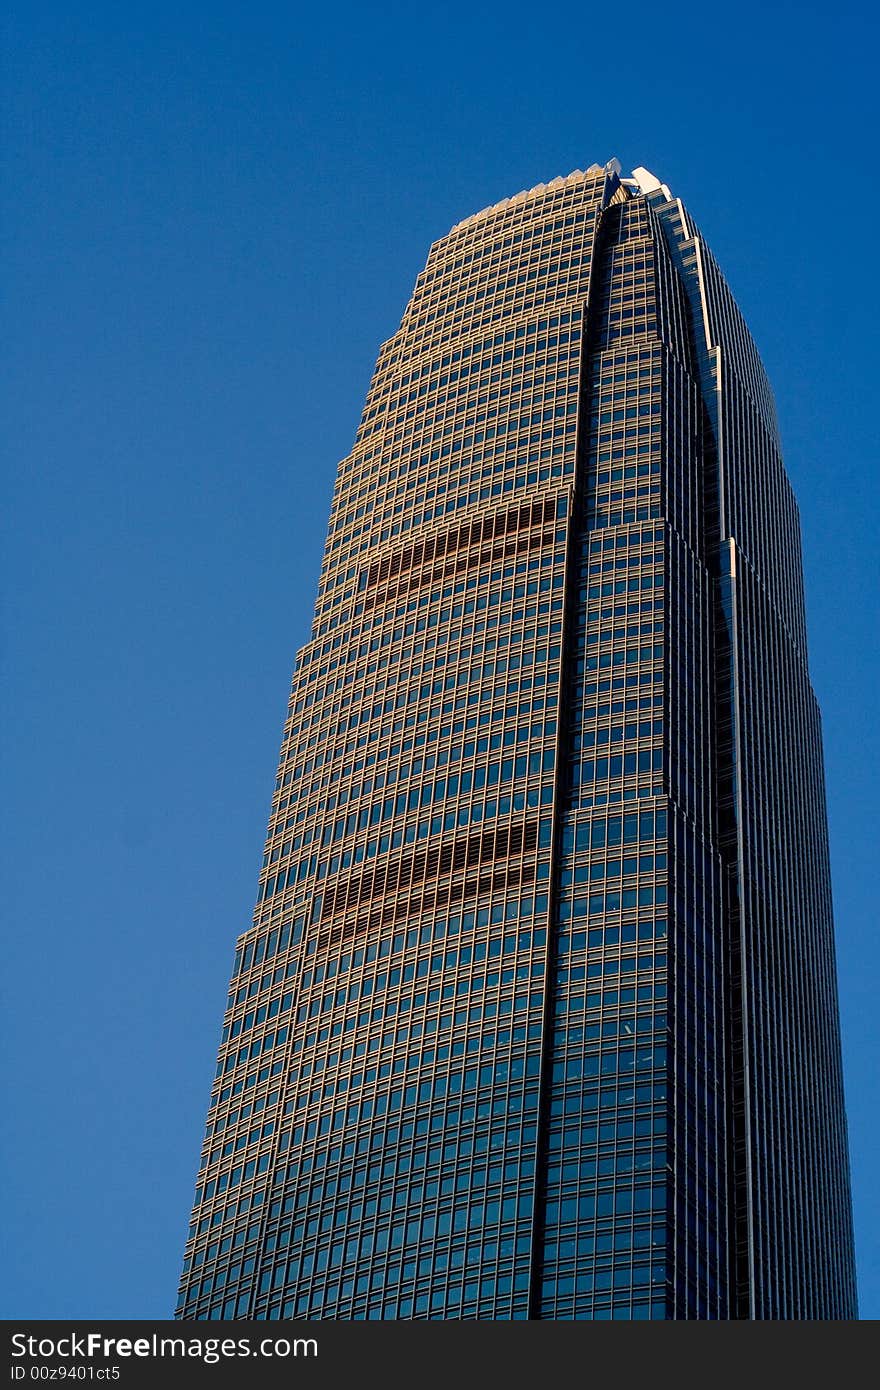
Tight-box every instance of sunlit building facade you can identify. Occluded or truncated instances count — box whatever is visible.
[175,162,857,1319]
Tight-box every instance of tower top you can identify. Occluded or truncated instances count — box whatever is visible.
[448,162,674,236]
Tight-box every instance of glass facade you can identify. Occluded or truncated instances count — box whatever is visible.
[175,163,857,1320]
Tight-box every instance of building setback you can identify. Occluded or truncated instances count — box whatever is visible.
[176,162,857,1319]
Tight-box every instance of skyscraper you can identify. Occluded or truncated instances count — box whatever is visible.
[175,162,857,1320]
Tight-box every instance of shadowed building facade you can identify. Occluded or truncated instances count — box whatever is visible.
[175,163,856,1320]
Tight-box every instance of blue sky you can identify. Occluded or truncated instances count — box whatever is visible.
[3,0,878,1319]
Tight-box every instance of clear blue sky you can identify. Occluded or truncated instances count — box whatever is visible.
[3,0,878,1319]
